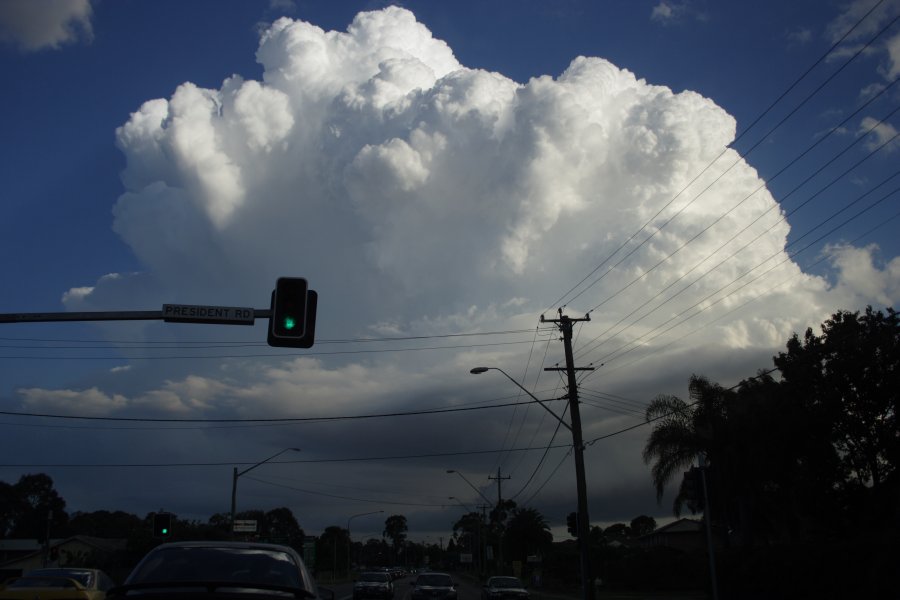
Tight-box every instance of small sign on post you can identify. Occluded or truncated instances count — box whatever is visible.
[233,519,258,533]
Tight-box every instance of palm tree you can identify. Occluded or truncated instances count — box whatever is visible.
[503,507,552,563]
[642,374,731,515]
[382,514,408,563]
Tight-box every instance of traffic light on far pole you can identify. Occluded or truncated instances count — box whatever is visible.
[268,278,317,348]
[153,512,173,538]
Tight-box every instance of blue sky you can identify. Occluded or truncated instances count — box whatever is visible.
[1,0,898,541]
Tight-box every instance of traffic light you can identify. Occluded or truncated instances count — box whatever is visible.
[271,277,308,338]
[566,511,578,537]
[268,278,317,348]
[153,512,173,538]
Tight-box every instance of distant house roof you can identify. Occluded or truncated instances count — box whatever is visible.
[650,518,703,535]
[633,518,705,552]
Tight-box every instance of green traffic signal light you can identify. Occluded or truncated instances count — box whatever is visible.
[268,279,318,349]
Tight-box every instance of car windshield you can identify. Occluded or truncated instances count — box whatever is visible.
[358,573,390,583]
[12,570,94,588]
[128,547,301,588]
[416,575,451,587]
[489,578,522,589]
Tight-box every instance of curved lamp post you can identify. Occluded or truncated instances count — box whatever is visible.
[469,367,571,431]
[448,496,473,512]
[347,510,383,577]
[230,447,301,535]
[471,365,589,595]
[445,469,493,505]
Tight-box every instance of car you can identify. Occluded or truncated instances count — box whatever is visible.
[409,573,456,600]
[481,577,528,600]
[0,568,116,600]
[106,541,332,600]
[352,572,393,600]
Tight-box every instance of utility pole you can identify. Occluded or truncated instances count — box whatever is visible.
[477,504,491,576]
[488,467,511,506]
[488,468,511,574]
[543,310,593,600]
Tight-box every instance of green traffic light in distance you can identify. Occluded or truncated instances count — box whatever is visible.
[161,528,168,534]
[284,317,296,330]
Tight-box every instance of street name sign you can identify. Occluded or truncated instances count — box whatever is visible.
[163,304,255,325]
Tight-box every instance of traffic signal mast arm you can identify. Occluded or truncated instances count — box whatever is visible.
[0,307,271,324]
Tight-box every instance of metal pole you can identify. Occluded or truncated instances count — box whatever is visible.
[540,312,593,600]
[699,455,719,600]
[230,467,238,540]
[230,448,299,539]
[560,316,593,600]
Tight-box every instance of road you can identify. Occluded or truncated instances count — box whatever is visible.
[329,573,485,600]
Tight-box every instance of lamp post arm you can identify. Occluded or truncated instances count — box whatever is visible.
[490,368,572,432]
[237,447,298,478]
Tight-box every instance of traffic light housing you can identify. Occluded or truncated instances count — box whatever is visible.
[153,512,173,538]
[566,511,578,537]
[268,278,317,348]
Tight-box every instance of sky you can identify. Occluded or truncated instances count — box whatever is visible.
[1,0,899,545]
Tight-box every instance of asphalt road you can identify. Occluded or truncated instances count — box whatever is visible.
[331,574,485,600]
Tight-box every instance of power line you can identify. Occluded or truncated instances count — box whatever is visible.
[0,339,542,361]
[0,329,546,347]
[593,204,900,379]
[544,0,893,312]
[574,128,900,367]
[0,442,573,469]
[0,396,567,424]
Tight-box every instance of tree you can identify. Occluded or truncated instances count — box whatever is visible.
[8,473,68,539]
[383,514,407,562]
[630,515,657,537]
[642,375,732,515]
[67,510,144,539]
[602,523,630,543]
[503,507,552,562]
[265,507,305,549]
[774,306,898,489]
[317,526,349,574]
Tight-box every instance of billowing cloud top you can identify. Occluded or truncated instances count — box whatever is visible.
[62,6,892,415]
[23,5,899,529]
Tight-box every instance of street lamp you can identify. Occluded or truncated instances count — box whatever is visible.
[230,447,301,535]
[469,367,571,431]
[448,496,473,512]
[472,366,591,599]
[347,510,383,577]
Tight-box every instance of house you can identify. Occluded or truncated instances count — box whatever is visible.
[632,518,707,553]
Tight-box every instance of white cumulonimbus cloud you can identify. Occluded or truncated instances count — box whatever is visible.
[57,6,895,417]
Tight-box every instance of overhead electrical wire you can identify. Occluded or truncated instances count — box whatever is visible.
[0,338,543,361]
[598,206,900,378]
[0,328,546,347]
[573,110,900,361]
[0,442,573,469]
[583,192,900,382]
[0,396,567,424]
[544,0,894,313]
